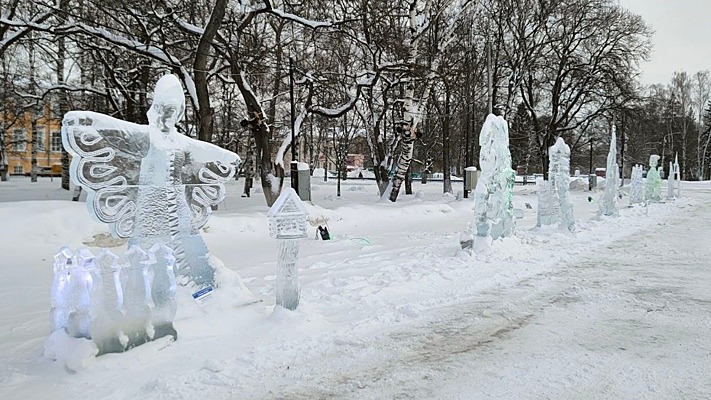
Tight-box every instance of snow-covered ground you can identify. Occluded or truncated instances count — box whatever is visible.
[1,176,709,399]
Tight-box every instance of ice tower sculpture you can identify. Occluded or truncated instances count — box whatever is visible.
[61,74,240,288]
[667,160,676,200]
[472,114,515,253]
[629,164,645,205]
[50,245,177,355]
[674,153,682,198]
[598,125,619,217]
[268,188,308,310]
[536,137,574,231]
[645,154,662,202]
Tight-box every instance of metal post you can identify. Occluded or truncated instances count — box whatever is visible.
[589,138,593,175]
[589,138,594,191]
[289,57,298,191]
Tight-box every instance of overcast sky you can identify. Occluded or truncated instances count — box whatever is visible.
[618,0,711,85]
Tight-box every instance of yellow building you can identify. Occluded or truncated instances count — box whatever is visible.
[2,104,62,176]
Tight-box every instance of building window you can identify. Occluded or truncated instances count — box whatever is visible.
[36,128,45,151]
[13,164,23,174]
[13,129,26,151]
[51,132,62,152]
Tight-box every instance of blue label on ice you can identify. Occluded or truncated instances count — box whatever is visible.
[192,286,214,300]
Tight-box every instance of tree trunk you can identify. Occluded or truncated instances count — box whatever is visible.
[1,58,8,181]
[405,165,412,195]
[242,132,254,197]
[442,89,452,194]
[389,135,414,201]
[57,0,70,190]
[193,0,227,143]
[29,33,37,183]
[232,56,279,206]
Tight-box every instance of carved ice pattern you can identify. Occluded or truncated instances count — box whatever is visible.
[50,245,177,354]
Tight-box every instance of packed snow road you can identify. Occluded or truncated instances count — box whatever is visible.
[265,191,711,399]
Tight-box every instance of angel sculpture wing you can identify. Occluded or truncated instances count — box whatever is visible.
[62,111,148,238]
[177,138,240,231]
[63,111,239,239]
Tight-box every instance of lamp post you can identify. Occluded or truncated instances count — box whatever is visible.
[289,57,298,191]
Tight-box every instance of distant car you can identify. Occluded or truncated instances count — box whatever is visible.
[25,166,61,177]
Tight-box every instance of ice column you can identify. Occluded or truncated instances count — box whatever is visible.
[598,125,619,217]
[268,188,308,310]
[67,249,95,338]
[667,161,676,200]
[49,245,177,354]
[50,248,74,332]
[629,164,645,205]
[645,154,662,202]
[91,249,125,355]
[472,114,515,253]
[537,137,574,231]
[674,153,682,198]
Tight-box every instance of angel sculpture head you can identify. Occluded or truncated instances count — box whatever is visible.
[649,154,660,169]
[147,74,185,134]
[62,74,240,287]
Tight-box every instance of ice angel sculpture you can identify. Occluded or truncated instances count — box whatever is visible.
[62,74,240,287]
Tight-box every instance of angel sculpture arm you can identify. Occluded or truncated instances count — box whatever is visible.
[62,111,151,238]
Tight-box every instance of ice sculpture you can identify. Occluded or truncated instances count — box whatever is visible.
[459,223,474,254]
[50,245,177,355]
[629,164,645,205]
[674,153,682,198]
[61,74,239,287]
[667,161,676,200]
[537,137,574,231]
[598,125,619,217]
[472,114,515,253]
[645,154,662,202]
[268,188,308,310]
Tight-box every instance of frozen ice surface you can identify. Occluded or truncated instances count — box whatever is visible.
[645,154,662,202]
[598,126,619,217]
[61,74,240,287]
[472,114,515,253]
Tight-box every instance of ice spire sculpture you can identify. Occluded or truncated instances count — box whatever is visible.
[268,188,308,310]
[629,164,645,205]
[49,246,178,354]
[61,74,239,288]
[598,125,619,217]
[537,137,574,231]
[472,114,515,253]
[674,153,682,197]
[645,154,662,202]
[667,161,676,200]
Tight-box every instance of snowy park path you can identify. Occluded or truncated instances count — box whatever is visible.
[261,192,711,399]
